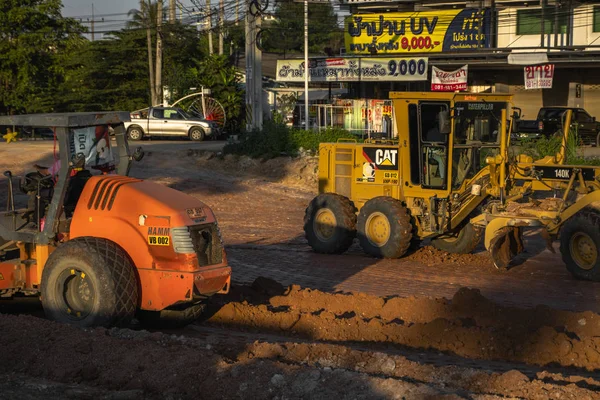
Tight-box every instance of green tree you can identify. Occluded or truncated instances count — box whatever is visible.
[0,0,85,114]
[127,0,159,105]
[262,1,341,55]
[55,29,149,112]
[193,54,244,133]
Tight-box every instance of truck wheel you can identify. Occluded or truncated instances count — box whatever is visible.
[137,301,206,328]
[357,197,413,258]
[127,126,143,141]
[304,193,357,254]
[41,237,139,328]
[560,209,600,281]
[190,127,205,141]
[431,222,482,254]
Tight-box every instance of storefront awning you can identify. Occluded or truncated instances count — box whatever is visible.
[507,53,549,65]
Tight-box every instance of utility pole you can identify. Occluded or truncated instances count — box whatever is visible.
[304,0,309,130]
[245,2,263,130]
[219,0,225,55]
[169,0,176,22]
[91,3,95,41]
[235,0,239,25]
[144,0,156,105]
[156,0,163,105]
[82,4,104,41]
[207,0,213,55]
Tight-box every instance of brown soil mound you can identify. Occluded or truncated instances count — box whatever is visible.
[405,245,492,267]
[209,284,600,371]
[1,311,599,399]
[190,150,319,191]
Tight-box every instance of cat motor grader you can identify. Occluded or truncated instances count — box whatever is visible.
[304,92,600,280]
[0,112,231,327]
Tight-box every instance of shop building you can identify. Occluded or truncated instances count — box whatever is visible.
[277,0,600,127]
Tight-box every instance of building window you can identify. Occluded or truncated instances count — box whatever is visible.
[516,9,568,35]
[594,6,600,32]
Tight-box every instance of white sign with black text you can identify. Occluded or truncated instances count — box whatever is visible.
[431,65,468,92]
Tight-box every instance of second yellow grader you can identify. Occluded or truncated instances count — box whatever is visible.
[304,92,600,280]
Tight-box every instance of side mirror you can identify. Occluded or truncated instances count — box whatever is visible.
[132,146,145,162]
[438,110,451,134]
[511,107,522,119]
[593,116,596,122]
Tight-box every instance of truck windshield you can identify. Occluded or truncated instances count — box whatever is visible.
[453,102,507,145]
[179,109,192,119]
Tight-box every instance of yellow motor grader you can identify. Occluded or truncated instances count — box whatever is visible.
[304,92,600,280]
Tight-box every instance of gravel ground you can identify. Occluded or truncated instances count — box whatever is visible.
[2,141,600,399]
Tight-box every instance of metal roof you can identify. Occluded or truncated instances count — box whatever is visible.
[0,112,131,128]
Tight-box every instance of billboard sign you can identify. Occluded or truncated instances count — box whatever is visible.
[524,64,554,90]
[345,9,490,55]
[431,65,468,91]
[276,57,428,82]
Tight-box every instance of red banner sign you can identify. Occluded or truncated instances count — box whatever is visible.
[524,64,554,90]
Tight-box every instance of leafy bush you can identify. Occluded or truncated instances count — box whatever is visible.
[515,128,600,165]
[223,120,358,159]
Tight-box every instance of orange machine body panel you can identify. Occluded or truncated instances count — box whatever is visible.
[69,175,231,311]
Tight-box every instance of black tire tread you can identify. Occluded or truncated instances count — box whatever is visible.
[41,237,138,327]
[431,222,482,254]
[560,208,600,281]
[190,127,205,141]
[304,193,357,254]
[357,196,413,259]
[127,126,143,141]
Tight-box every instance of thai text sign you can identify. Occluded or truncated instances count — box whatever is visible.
[431,65,468,91]
[276,57,428,82]
[524,64,554,90]
[345,9,490,55]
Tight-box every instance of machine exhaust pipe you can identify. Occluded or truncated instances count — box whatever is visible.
[3,171,14,213]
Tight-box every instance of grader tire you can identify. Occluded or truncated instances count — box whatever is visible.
[137,302,206,329]
[431,222,482,254]
[41,237,138,328]
[357,197,413,259]
[304,193,357,254]
[560,209,600,281]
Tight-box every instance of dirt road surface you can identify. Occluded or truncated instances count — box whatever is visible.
[2,141,600,399]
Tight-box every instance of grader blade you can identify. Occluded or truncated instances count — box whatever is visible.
[489,227,524,269]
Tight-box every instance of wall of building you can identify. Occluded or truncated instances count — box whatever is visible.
[497,5,599,49]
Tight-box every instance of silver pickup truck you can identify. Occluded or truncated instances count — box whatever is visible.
[123,106,219,141]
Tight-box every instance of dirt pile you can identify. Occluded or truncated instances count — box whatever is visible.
[189,150,319,190]
[246,341,600,400]
[1,310,599,399]
[405,245,492,267]
[208,284,600,371]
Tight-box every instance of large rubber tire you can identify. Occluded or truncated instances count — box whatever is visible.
[304,193,357,254]
[189,127,205,141]
[137,301,206,329]
[127,126,144,141]
[41,237,139,328]
[357,197,413,259]
[431,222,482,254]
[560,209,600,281]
